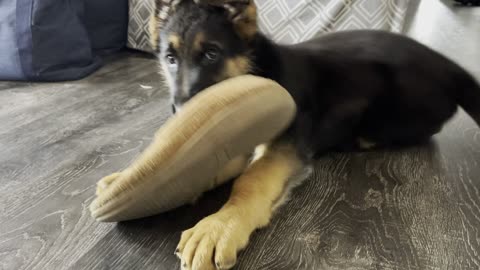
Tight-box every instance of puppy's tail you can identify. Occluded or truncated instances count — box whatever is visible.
[456,73,480,127]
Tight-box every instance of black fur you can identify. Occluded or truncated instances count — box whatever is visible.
[251,30,480,158]
[158,1,480,160]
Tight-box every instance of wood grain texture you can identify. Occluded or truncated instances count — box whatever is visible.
[1,2,480,270]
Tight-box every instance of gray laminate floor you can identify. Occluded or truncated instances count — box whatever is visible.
[1,1,480,270]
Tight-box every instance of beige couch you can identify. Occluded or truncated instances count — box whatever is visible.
[127,0,412,53]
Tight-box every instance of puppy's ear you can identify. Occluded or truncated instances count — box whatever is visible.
[149,0,183,52]
[195,0,257,40]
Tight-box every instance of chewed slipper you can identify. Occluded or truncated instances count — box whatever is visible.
[89,75,296,222]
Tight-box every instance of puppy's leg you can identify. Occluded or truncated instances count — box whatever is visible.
[176,142,307,270]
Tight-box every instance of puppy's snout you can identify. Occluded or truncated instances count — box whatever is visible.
[174,95,190,106]
[172,95,191,114]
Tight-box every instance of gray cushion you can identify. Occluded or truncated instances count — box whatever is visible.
[0,0,27,80]
[0,0,128,81]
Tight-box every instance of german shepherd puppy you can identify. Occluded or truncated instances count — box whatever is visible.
[150,0,480,269]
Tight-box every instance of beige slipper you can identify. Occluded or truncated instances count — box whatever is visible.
[89,75,296,222]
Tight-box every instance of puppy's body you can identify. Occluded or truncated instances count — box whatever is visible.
[253,30,480,157]
[149,1,480,269]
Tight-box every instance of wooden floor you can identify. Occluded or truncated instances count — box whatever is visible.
[1,1,480,270]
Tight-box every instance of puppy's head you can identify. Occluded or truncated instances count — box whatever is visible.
[153,0,257,112]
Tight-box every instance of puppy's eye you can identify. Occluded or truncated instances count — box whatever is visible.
[166,54,177,65]
[203,49,219,63]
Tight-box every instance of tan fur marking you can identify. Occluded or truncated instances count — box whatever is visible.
[233,3,257,40]
[177,143,303,269]
[221,56,252,79]
[193,32,206,52]
[168,34,182,51]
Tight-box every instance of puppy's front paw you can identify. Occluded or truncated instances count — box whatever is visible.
[176,208,251,270]
[95,172,121,196]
